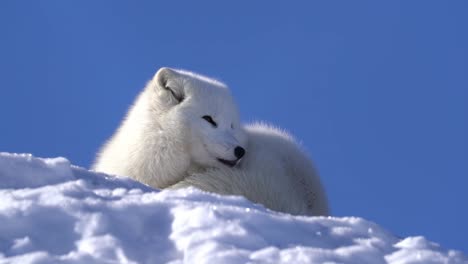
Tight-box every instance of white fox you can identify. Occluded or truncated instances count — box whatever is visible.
[93,68,328,215]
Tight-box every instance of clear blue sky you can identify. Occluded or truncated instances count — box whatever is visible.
[1,1,467,253]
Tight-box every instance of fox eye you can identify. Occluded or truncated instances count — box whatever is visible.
[202,115,217,127]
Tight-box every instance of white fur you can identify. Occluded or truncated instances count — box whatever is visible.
[93,67,328,216]
[171,123,329,216]
[93,67,247,188]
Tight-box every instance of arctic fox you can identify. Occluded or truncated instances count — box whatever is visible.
[93,67,328,215]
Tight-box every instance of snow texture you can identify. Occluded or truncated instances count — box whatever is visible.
[0,153,466,264]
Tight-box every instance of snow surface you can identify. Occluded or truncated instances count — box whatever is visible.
[0,153,466,264]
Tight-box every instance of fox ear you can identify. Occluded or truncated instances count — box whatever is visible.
[155,67,185,103]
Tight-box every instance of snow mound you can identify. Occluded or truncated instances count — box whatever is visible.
[0,153,465,264]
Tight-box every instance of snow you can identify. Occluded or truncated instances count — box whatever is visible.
[0,153,466,264]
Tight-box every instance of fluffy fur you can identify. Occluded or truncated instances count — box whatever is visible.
[93,67,247,188]
[93,67,328,216]
[171,123,329,216]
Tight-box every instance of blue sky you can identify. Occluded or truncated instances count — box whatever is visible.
[1,1,467,253]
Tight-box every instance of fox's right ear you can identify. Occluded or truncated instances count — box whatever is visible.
[155,67,185,104]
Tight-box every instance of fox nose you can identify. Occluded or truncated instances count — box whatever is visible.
[234,146,245,159]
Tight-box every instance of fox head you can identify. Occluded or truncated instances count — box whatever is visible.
[151,67,248,169]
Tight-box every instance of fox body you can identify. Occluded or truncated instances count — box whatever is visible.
[93,68,328,215]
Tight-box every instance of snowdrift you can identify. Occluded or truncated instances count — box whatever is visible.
[0,153,465,264]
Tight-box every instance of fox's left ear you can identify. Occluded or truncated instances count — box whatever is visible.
[154,67,185,104]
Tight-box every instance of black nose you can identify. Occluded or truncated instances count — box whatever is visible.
[234,146,245,159]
